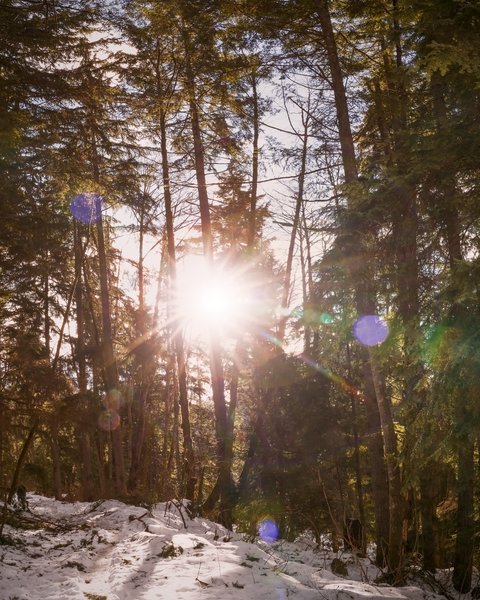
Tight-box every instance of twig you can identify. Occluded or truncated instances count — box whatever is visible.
[171,500,187,529]
[196,560,211,587]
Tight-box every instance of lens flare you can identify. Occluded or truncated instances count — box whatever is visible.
[258,518,279,543]
[275,585,288,600]
[103,389,123,411]
[423,324,447,366]
[70,193,105,224]
[353,315,388,346]
[98,410,120,431]
[320,313,333,324]
[254,326,282,347]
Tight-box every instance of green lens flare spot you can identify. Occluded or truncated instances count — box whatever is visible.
[320,313,333,324]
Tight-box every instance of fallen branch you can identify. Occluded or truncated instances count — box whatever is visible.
[128,512,149,523]
[0,505,77,532]
[404,568,455,600]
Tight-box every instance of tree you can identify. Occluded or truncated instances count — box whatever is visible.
[309,0,394,570]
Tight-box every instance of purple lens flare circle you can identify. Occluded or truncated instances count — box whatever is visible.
[98,410,120,431]
[70,193,105,224]
[353,315,389,346]
[258,518,279,543]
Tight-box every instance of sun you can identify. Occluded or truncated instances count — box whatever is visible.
[181,277,236,323]
[176,264,242,336]
[173,257,267,338]
[112,207,276,341]
[196,283,233,320]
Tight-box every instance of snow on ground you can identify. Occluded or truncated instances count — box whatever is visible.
[0,494,470,600]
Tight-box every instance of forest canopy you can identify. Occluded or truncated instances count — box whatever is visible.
[1,0,480,590]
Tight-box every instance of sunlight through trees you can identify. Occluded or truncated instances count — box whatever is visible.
[1,0,480,589]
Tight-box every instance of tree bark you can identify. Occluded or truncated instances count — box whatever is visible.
[159,102,196,500]
[360,348,390,566]
[379,31,421,579]
[247,73,260,253]
[183,36,228,515]
[94,429,106,496]
[298,223,310,353]
[432,80,475,592]
[314,0,391,567]
[74,222,93,500]
[346,343,366,551]
[419,464,438,573]
[128,192,152,493]
[370,359,403,575]
[237,414,262,501]
[278,109,309,343]
[44,261,50,358]
[223,69,263,518]
[453,439,475,593]
[51,423,62,501]
[160,353,172,498]
[95,212,126,496]
[8,418,39,504]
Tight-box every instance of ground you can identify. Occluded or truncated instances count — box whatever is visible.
[0,494,472,600]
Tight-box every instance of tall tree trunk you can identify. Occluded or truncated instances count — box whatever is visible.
[247,73,260,253]
[302,204,318,353]
[0,402,4,469]
[277,110,309,343]
[408,77,453,574]
[453,439,475,592]
[370,360,403,575]
[237,418,261,502]
[432,79,475,592]
[51,423,62,501]
[107,430,113,482]
[95,210,126,495]
[44,260,50,358]
[223,70,262,520]
[90,126,126,496]
[314,0,391,567]
[381,14,428,577]
[74,222,93,500]
[298,224,310,353]
[183,39,228,516]
[219,66,266,519]
[94,430,106,496]
[159,103,196,501]
[374,48,416,576]
[346,343,366,550]
[173,368,181,489]
[45,249,64,502]
[140,417,152,489]
[129,192,151,492]
[360,348,390,566]
[419,463,438,573]
[8,418,39,504]
[160,354,173,498]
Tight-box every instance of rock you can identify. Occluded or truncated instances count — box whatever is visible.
[331,558,348,576]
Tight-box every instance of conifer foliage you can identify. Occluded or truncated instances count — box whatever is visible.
[1,0,480,588]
